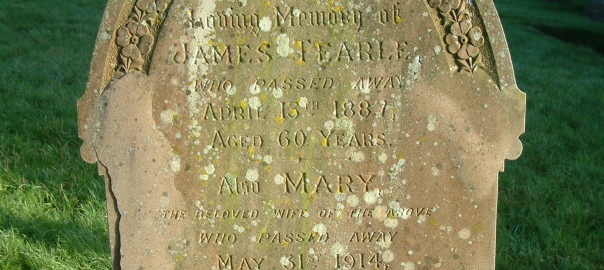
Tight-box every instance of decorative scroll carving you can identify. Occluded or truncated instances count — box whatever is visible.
[428,0,485,73]
[115,0,173,77]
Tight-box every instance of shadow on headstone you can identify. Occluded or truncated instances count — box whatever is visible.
[78,1,526,269]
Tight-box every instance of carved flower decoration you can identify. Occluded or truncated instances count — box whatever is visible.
[116,22,155,71]
[445,19,484,60]
[427,0,486,72]
[114,0,172,76]
[428,0,463,13]
[135,0,170,25]
[136,0,170,13]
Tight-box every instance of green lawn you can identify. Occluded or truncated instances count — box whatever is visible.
[0,0,602,269]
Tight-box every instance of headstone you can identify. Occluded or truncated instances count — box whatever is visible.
[78,0,525,269]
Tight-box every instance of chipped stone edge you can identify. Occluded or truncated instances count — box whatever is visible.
[76,1,527,269]
[96,157,122,269]
[77,1,135,267]
[475,0,526,162]
[468,2,526,269]
[79,0,131,164]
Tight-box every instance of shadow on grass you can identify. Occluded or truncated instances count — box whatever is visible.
[534,25,604,56]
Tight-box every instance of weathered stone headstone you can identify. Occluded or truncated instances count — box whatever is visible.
[78,0,525,269]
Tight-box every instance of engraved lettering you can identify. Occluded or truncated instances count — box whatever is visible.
[212,44,232,64]
[187,43,273,65]
[201,233,237,244]
[187,9,260,35]
[353,75,404,90]
[337,42,354,61]
[273,209,309,218]
[295,40,406,63]
[275,6,363,31]
[350,208,373,218]
[257,42,272,63]
[357,175,375,192]
[195,79,234,93]
[216,255,265,270]
[378,3,403,25]
[316,42,332,62]
[338,175,354,193]
[211,131,264,148]
[162,210,187,220]
[195,209,259,220]
[284,172,308,193]
[255,77,334,90]
[348,231,398,243]
[219,176,260,194]
[318,129,334,147]
[218,254,232,269]
[258,231,329,244]
[318,129,388,148]
[298,39,312,62]
[314,175,334,193]
[283,172,376,194]
[202,103,265,121]
[336,253,389,269]
[179,39,405,66]
[387,207,433,217]
[237,44,252,63]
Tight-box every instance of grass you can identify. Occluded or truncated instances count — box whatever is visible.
[495,0,604,269]
[0,0,111,269]
[0,0,602,269]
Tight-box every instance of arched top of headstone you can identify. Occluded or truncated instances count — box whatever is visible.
[78,1,525,269]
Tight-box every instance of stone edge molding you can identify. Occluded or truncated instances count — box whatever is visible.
[77,0,526,268]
